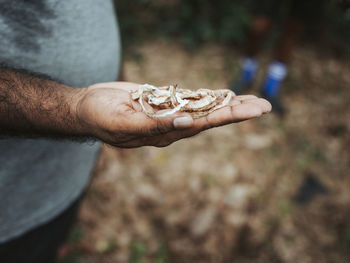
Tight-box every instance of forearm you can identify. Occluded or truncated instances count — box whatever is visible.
[0,68,88,139]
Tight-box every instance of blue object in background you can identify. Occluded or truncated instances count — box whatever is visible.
[241,57,258,83]
[263,61,288,97]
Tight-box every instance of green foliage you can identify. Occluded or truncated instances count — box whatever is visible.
[95,238,117,253]
[155,242,168,263]
[115,0,350,52]
[129,241,147,263]
[66,226,84,244]
[326,6,350,52]
[115,0,254,49]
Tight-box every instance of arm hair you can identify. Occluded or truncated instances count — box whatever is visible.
[0,66,93,141]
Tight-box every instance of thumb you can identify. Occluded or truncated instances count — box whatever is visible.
[132,111,194,136]
[173,115,194,129]
[147,113,194,136]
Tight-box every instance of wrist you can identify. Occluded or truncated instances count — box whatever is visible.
[68,87,93,137]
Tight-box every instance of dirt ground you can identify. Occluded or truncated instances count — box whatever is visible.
[58,41,350,263]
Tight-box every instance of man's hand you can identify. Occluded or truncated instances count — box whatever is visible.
[0,68,270,145]
[76,82,271,148]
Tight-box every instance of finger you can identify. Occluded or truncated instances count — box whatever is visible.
[204,102,264,127]
[234,94,258,100]
[239,98,272,113]
[131,102,266,147]
[136,99,267,141]
[128,105,259,147]
[115,101,268,148]
[117,93,271,147]
[231,95,271,113]
[129,111,194,136]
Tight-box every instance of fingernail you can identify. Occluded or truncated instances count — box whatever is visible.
[173,116,193,129]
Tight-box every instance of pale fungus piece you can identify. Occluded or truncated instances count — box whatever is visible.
[131,84,233,118]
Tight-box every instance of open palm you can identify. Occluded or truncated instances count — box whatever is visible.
[76,82,271,148]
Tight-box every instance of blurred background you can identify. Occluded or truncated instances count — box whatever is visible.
[59,0,350,262]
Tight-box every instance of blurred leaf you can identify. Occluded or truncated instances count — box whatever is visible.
[116,0,350,53]
[129,241,147,263]
[155,242,168,263]
[96,238,117,254]
[278,200,293,217]
[67,226,84,244]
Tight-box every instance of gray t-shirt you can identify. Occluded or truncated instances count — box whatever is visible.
[0,0,121,242]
